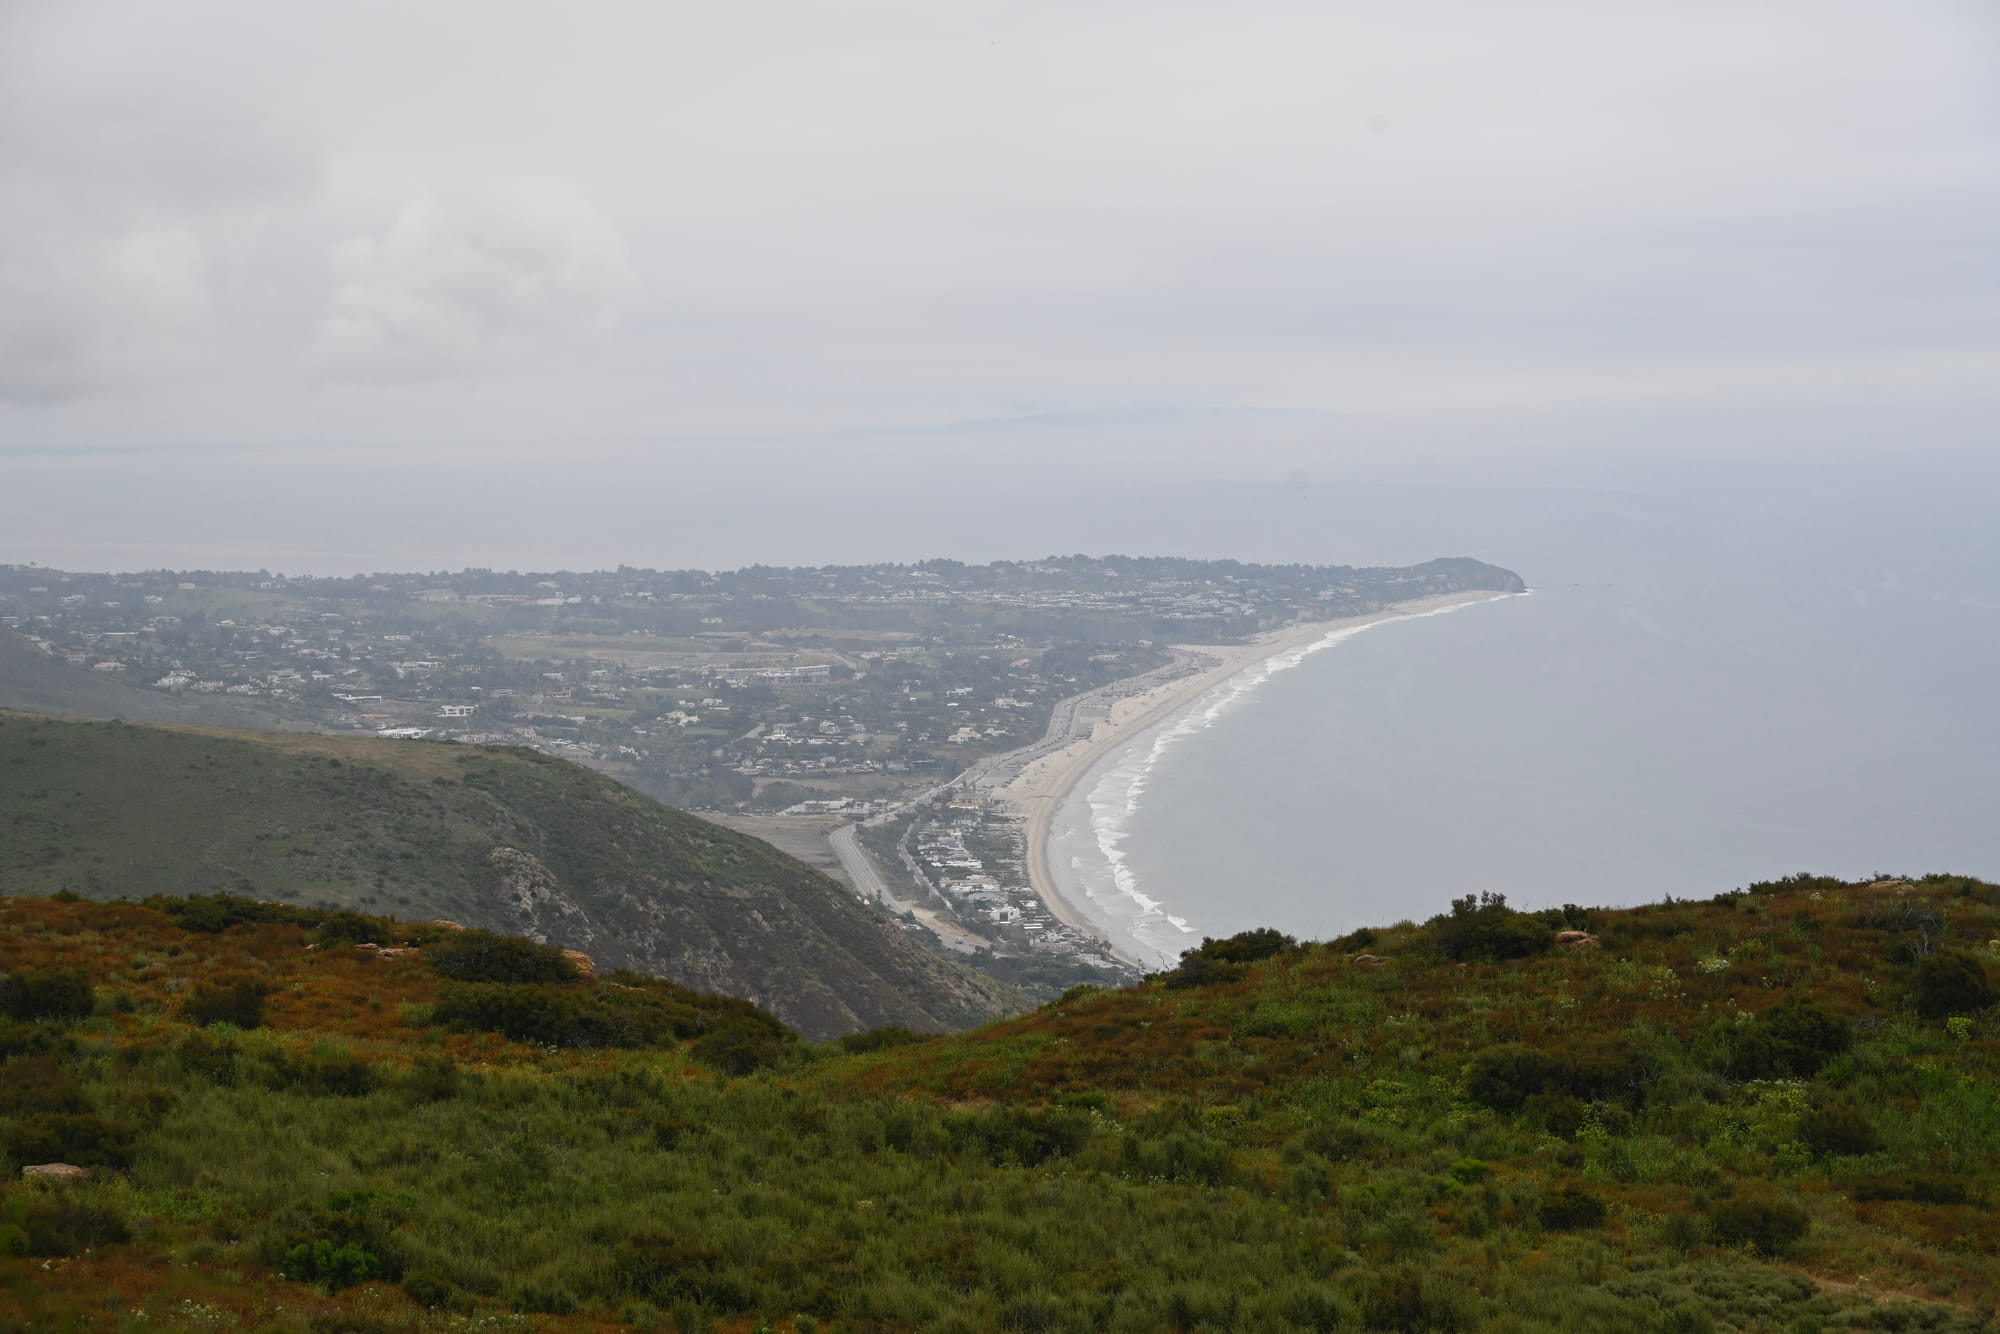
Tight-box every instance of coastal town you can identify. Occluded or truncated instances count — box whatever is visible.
[0,555,1522,991]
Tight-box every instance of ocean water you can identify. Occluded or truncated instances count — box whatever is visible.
[1048,456,2000,964]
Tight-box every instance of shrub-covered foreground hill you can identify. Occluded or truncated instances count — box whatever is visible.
[0,710,1015,1039]
[3,873,1999,1332]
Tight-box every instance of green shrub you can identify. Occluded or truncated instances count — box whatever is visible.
[507,1279,580,1314]
[1797,1105,1879,1157]
[0,968,94,1022]
[13,1197,130,1256]
[181,978,268,1029]
[1120,1129,1234,1186]
[1430,892,1551,963]
[268,1047,377,1097]
[311,912,384,947]
[1913,950,1997,1019]
[403,1053,462,1102]
[2,1112,138,1169]
[1708,1197,1810,1254]
[688,1016,792,1075]
[1464,1039,1642,1111]
[282,1238,379,1291]
[1361,1268,1464,1332]
[402,1271,473,1313]
[425,930,579,985]
[1162,929,1299,989]
[610,1230,754,1310]
[0,1054,89,1115]
[1725,996,1852,1080]
[1851,1175,1973,1205]
[836,1025,931,1054]
[949,1105,1094,1167]
[176,1031,241,1085]
[154,893,288,934]
[1538,1184,1607,1231]
[432,982,644,1049]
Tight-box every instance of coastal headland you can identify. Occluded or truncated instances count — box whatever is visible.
[984,589,1521,962]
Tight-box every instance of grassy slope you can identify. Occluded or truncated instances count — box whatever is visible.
[0,711,1016,1039]
[1,874,1997,1331]
[0,633,290,730]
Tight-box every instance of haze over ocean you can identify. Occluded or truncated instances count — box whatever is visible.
[10,442,1996,957]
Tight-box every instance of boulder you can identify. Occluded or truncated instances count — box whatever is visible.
[1556,931,1601,950]
[561,949,597,978]
[1351,954,1389,968]
[22,1163,89,1183]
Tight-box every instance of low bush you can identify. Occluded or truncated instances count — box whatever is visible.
[151,893,292,934]
[1121,1129,1235,1186]
[1724,995,1852,1080]
[283,1239,380,1291]
[2,1112,139,1170]
[1708,1198,1810,1254]
[402,1271,473,1313]
[1464,1039,1643,1112]
[1797,1105,1879,1157]
[0,967,94,1022]
[611,1230,755,1312]
[948,1105,1094,1168]
[1852,1175,1973,1205]
[424,930,579,985]
[1539,1184,1607,1231]
[181,978,268,1029]
[175,1031,241,1085]
[1162,929,1299,988]
[687,1015,792,1075]
[268,1047,378,1098]
[1913,950,1997,1019]
[403,1053,461,1102]
[8,1197,130,1257]
[836,1025,931,1054]
[1430,892,1551,963]
[1361,1268,1467,1333]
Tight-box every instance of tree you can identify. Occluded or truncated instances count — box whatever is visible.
[1431,892,1551,963]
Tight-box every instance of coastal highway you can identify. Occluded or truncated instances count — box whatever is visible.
[829,823,985,954]
[822,650,1215,967]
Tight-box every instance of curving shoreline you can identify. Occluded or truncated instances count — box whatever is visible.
[987,590,1521,964]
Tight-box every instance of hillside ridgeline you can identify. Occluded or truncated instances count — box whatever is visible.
[0,710,1016,1039]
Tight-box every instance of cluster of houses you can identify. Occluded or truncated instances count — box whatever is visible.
[909,799,1120,968]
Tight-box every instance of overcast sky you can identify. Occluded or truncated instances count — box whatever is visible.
[2,1,1996,464]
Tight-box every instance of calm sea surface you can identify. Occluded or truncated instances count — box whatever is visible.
[1048,458,2000,963]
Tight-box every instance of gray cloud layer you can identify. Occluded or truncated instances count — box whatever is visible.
[1,1,1995,452]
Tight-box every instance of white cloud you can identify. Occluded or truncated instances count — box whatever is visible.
[0,0,1995,446]
[0,221,212,402]
[308,183,634,384]
[0,3,316,402]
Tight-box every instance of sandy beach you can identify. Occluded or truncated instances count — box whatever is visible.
[988,590,1517,960]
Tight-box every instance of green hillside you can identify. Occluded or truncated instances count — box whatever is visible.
[0,711,1015,1039]
[1,873,1996,1331]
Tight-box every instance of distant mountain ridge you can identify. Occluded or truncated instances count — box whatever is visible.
[0,710,1018,1038]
